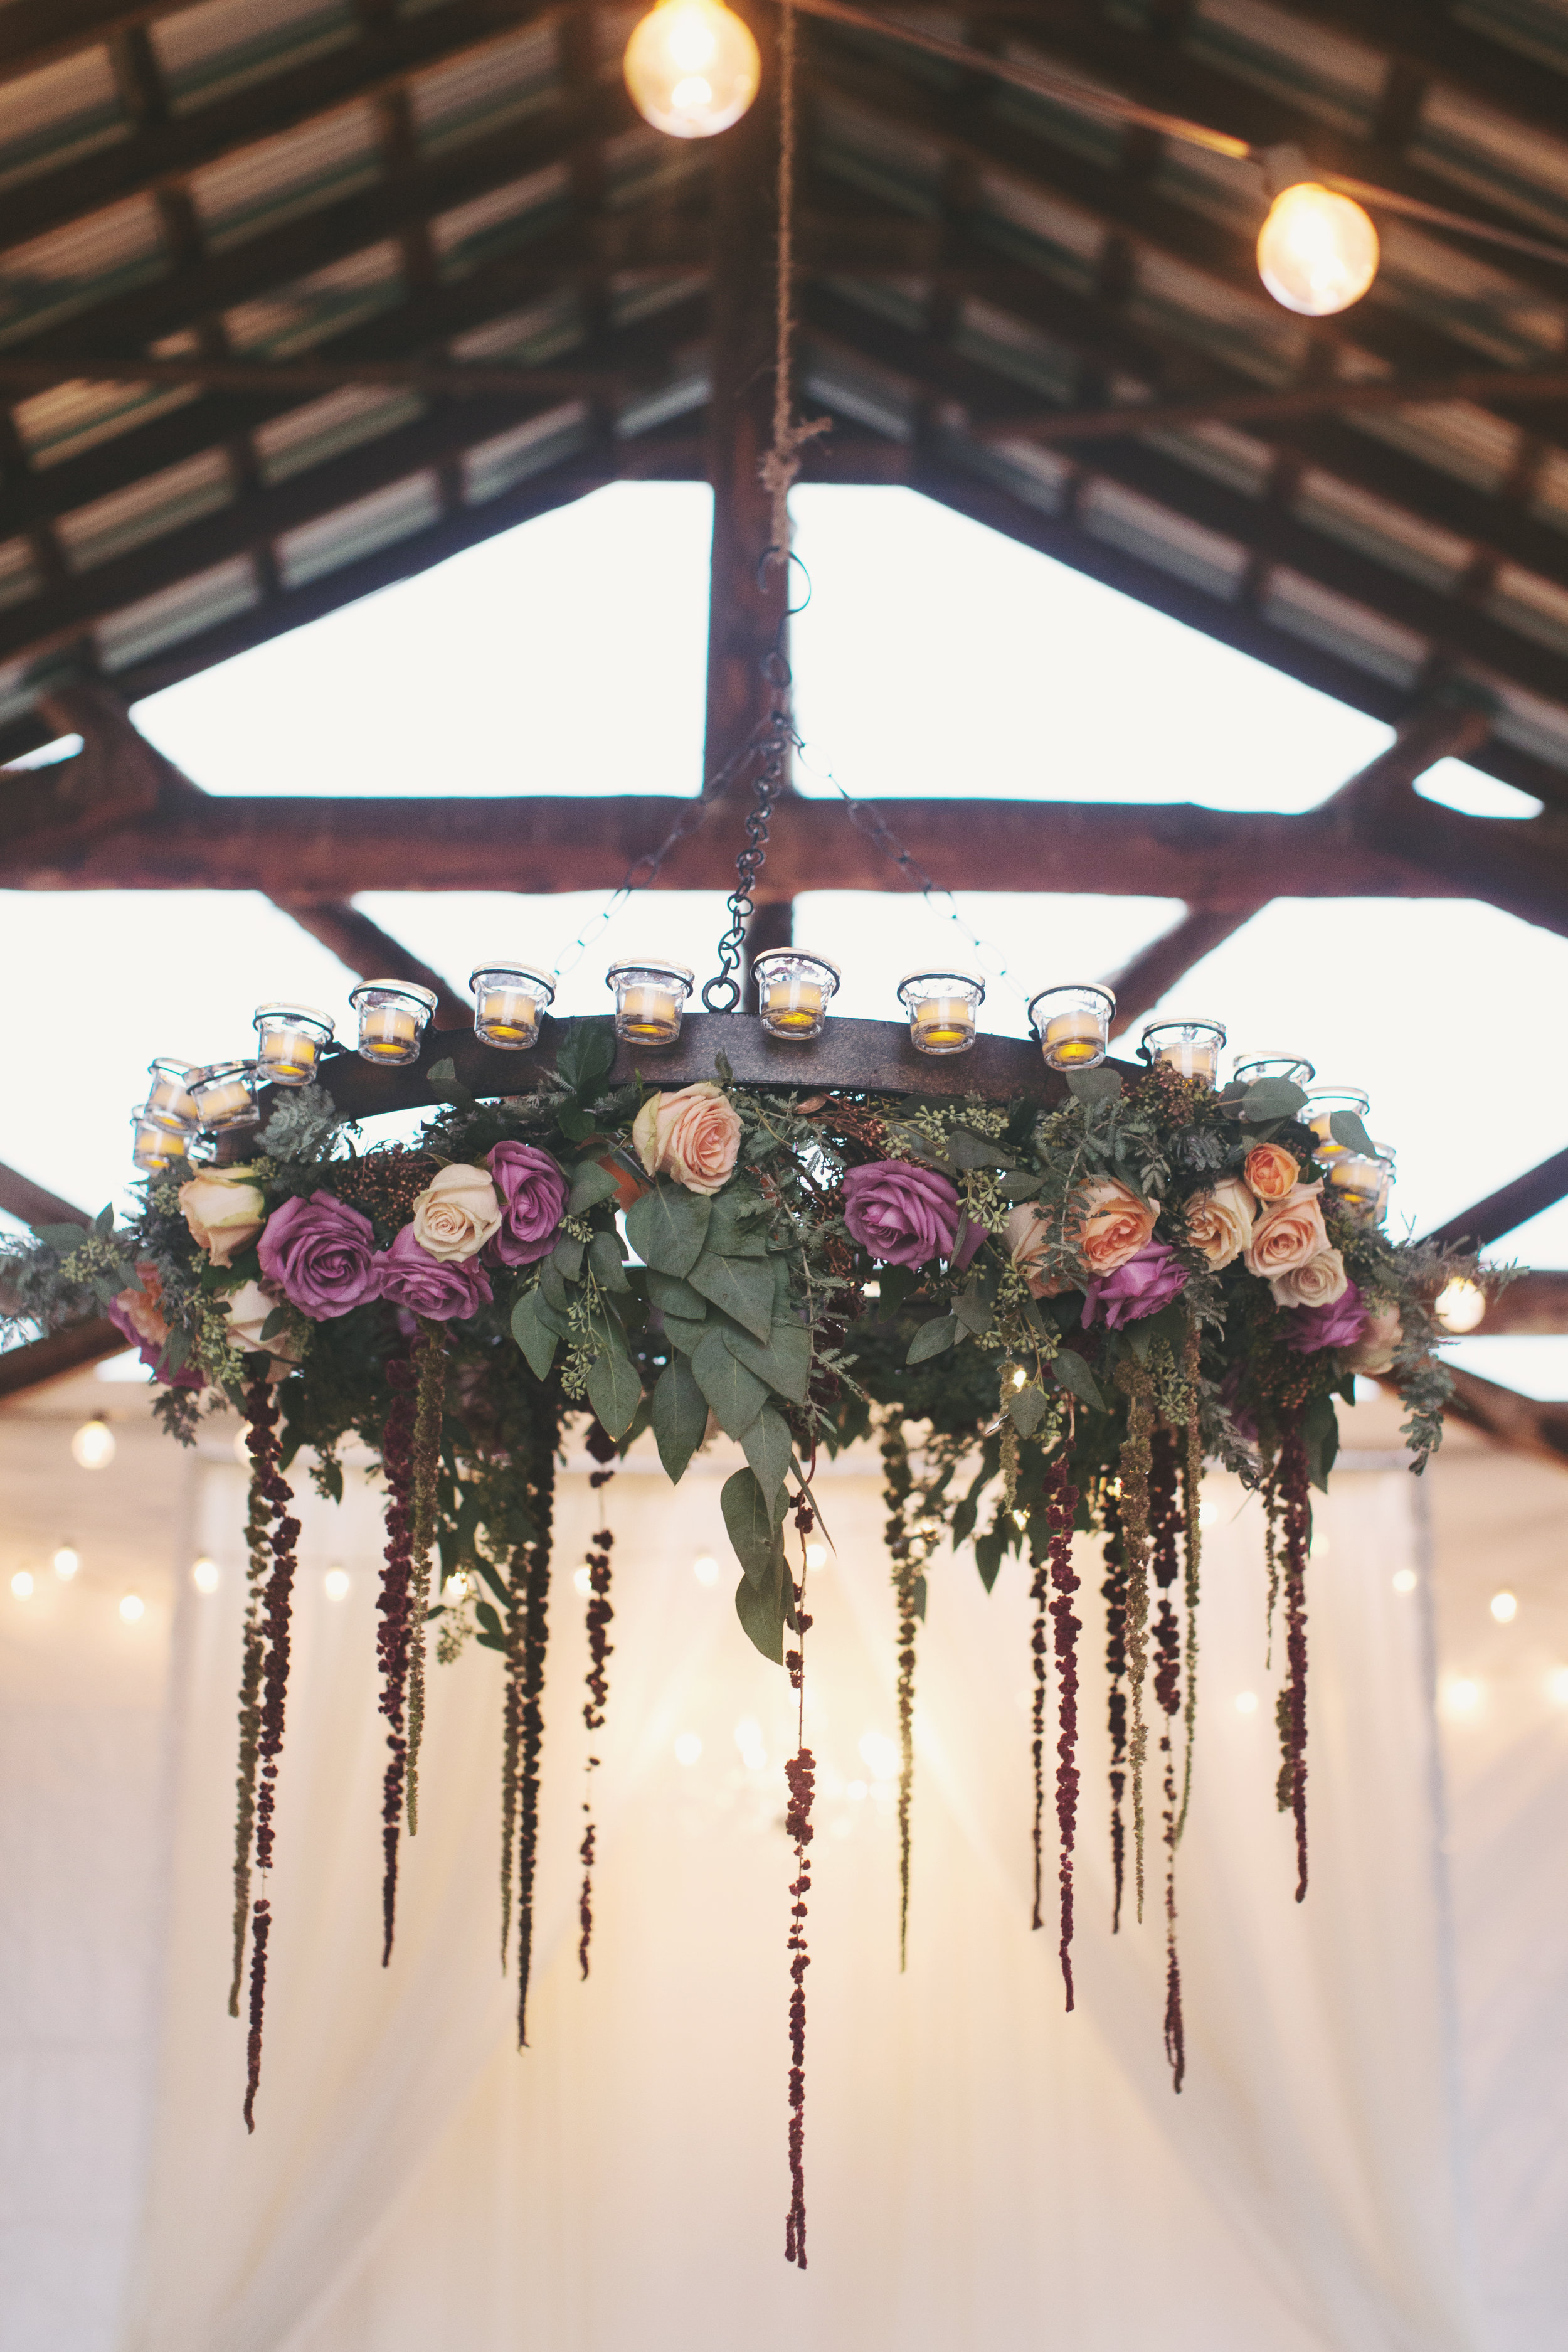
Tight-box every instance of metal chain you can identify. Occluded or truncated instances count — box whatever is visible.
[701,703,792,1011]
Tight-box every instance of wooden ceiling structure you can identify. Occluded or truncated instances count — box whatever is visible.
[2,0,1568,1425]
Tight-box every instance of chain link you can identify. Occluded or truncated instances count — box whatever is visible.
[701,707,791,1011]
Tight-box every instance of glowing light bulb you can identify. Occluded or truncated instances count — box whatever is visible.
[324,1567,350,1601]
[624,0,760,138]
[1392,1568,1417,1595]
[1234,1690,1258,1716]
[1491,1590,1518,1624]
[11,1570,34,1599]
[692,1553,719,1587]
[119,1592,145,1624]
[72,1417,115,1470]
[573,1564,593,1597]
[805,1541,827,1572]
[1257,182,1379,317]
[192,1556,220,1594]
[442,1571,468,1604]
[674,1730,704,1765]
[1435,1277,1486,1334]
[53,1545,79,1582]
[1443,1676,1480,1717]
[1549,1667,1568,1708]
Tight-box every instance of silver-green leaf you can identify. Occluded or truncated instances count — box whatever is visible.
[906,1314,959,1364]
[692,1325,767,1437]
[511,1288,558,1380]
[652,1355,709,1482]
[585,1347,641,1439]
[686,1248,774,1341]
[625,1183,711,1277]
[742,1402,793,1512]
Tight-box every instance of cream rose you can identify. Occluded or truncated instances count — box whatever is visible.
[410,1163,504,1262]
[1242,1181,1327,1279]
[1347,1299,1401,1376]
[1004,1203,1069,1298]
[1269,1247,1349,1311]
[1242,1142,1300,1203]
[221,1279,301,1365]
[1070,1177,1158,1275]
[632,1081,743,1196]
[179,1164,265,1267]
[1185,1178,1255,1270]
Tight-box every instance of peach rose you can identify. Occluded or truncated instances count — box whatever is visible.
[410,1163,504,1262]
[1243,1143,1300,1203]
[1269,1247,1349,1311]
[112,1261,169,1349]
[1185,1178,1255,1270]
[1070,1177,1158,1276]
[1242,1182,1327,1280]
[1004,1203,1070,1298]
[179,1165,265,1267]
[1347,1299,1401,1376]
[632,1082,743,1196]
[221,1279,301,1368]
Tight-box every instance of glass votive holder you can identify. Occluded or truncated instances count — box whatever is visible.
[606,959,693,1047]
[1029,982,1115,1072]
[754,949,840,1041]
[349,980,438,1066]
[1233,1054,1315,1088]
[191,1061,260,1132]
[1141,1019,1226,1085]
[253,1001,334,1087]
[144,1056,201,1132]
[470,960,555,1050]
[897,969,984,1055]
[1304,1086,1370,1159]
[1328,1148,1394,1221]
[131,1104,191,1174]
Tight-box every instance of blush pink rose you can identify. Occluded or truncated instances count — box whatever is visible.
[1185,1178,1255,1270]
[1071,1178,1158,1276]
[1347,1299,1402,1375]
[1242,1143,1300,1203]
[410,1163,503,1262]
[1004,1203,1069,1297]
[1242,1181,1327,1280]
[632,1082,743,1196]
[1269,1247,1350,1311]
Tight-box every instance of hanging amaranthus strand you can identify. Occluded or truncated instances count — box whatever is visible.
[1115,1358,1155,1924]
[228,1417,275,2015]
[241,1372,299,2133]
[1100,1496,1128,1935]
[1149,1429,1185,2091]
[879,1418,923,1971]
[376,1360,418,1967]
[403,1317,445,1838]
[1028,1523,1049,1936]
[516,1403,559,2048]
[1261,1429,1281,1668]
[578,1421,618,1981]
[1277,1417,1312,1903]
[1046,1451,1082,2009]
[783,1498,816,2272]
[1176,1319,1204,1844]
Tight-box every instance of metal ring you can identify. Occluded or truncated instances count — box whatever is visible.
[701,975,742,1013]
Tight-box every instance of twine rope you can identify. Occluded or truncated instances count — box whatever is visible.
[761,1,829,563]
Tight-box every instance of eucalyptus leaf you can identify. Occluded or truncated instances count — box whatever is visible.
[720,1318,812,1404]
[549,1233,585,1283]
[1051,1347,1104,1412]
[686,1248,774,1341]
[29,1221,90,1254]
[1329,1110,1377,1159]
[647,1269,707,1321]
[1007,1381,1049,1437]
[475,1600,502,1641]
[511,1288,558,1380]
[258,1307,290,1344]
[588,1228,629,1292]
[734,1547,795,1666]
[1066,1067,1121,1103]
[1301,1390,1340,1494]
[659,1310,707,1356]
[906,1313,958,1365]
[706,1191,771,1257]
[652,1354,709,1482]
[566,1159,623,1215]
[692,1325,767,1437]
[945,1126,1016,1171]
[555,1016,617,1100]
[585,1347,641,1439]
[1241,1077,1309,1124]
[538,1255,571,1314]
[954,1279,993,1338]
[625,1183,711,1278]
[721,1466,787,1582]
[742,1402,793,1512]
[974,1528,1005,1593]
[998,1171,1043,1201]
[426,1058,475,1112]
[557,1103,598,1144]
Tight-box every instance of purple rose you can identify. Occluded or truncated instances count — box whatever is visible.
[259,1191,381,1321]
[1081,1241,1189,1330]
[1286,1279,1368,1355]
[843,1161,960,1269]
[106,1292,204,1390]
[377,1226,494,1322]
[1219,1363,1258,1445]
[952,1215,987,1274]
[487,1141,569,1266]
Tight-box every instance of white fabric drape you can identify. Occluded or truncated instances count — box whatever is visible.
[119,1441,1477,2352]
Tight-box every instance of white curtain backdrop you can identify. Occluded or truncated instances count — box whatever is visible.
[113,1436,1480,2352]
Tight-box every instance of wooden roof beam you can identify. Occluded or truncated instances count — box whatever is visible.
[1424,1144,1568,1251]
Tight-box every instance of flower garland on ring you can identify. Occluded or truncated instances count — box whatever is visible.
[2,1022,1484,2230]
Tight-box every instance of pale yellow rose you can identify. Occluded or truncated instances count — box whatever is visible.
[632,1081,743,1196]
[1004,1203,1069,1298]
[1242,1181,1327,1279]
[179,1165,265,1267]
[221,1280,301,1366]
[1242,1142,1300,1203]
[410,1163,504,1262]
[1269,1247,1349,1311]
[1347,1299,1402,1376]
[1070,1177,1158,1275]
[1185,1178,1255,1270]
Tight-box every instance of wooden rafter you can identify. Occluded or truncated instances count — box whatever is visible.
[1426,1146,1568,1252]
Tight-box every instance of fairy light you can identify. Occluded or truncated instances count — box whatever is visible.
[324,1567,350,1601]
[193,1556,220,1593]
[1233,1690,1258,1716]
[623,0,760,138]
[692,1553,719,1587]
[1491,1590,1518,1624]
[72,1418,115,1470]
[1392,1568,1417,1595]
[674,1730,704,1765]
[119,1593,146,1624]
[1257,181,1379,316]
[53,1545,79,1582]
[11,1570,34,1599]
[1435,1278,1487,1334]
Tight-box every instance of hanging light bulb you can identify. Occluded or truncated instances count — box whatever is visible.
[624,0,760,139]
[1257,181,1379,317]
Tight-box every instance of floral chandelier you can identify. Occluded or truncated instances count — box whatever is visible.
[1,18,1496,2266]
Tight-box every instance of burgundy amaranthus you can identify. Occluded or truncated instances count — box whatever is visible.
[578,1422,618,1981]
[376,1360,418,1967]
[783,1503,816,2272]
[1046,1452,1081,2011]
[1150,1430,1186,2089]
[1100,1500,1128,1935]
[228,1423,273,2016]
[241,1371,300,2134]
[516,1405,559,2048]
[1028,1534,1049,1936]
[1277,1417,1312,1902]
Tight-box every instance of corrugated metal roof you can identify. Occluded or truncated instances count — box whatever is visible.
[463,400,593,504]
[1081,476,1251,600]
[0,47,124,193]
[275,471,442,587]
[224,240,404,356]
[429,164,572,277]
[0,196,167,347]
[1292,468,1475,593]
[409,22,561,156]
[96,555,260,671]
[189,100,381,252]
[11,377,201,470]
[1263,569,1429,687]
[253,388,425,486]
[56,448,235,573]
[152,0,358,115]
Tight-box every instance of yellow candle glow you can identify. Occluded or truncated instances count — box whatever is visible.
[258,1026,321,1081]
[1156,1041,1217,1084]
[1046,1011,1102,1063]
[477,987,539,1046]
[360,1003,418,1056]
[764,977,823,1032]
[620,984,681,1042]
[193,1071,255,1126]
[146,1063,199,1127]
